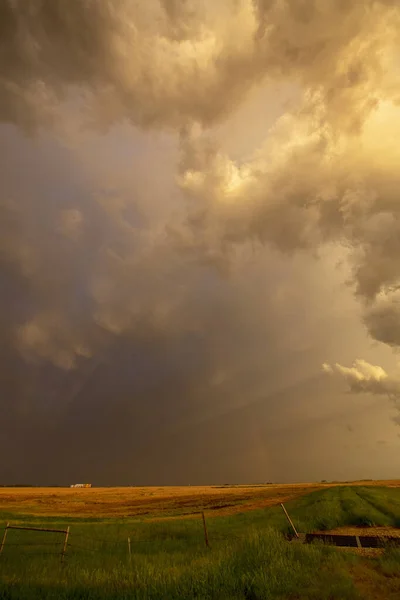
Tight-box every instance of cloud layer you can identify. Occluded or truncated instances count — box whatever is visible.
[1,0,400,483]
[176,96,400,347]
[2,1,399,132]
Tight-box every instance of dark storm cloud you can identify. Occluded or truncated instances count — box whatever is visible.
[0,126,343,484]
[0,0,252,130]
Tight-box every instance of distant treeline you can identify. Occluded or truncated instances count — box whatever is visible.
[0,484,66,487]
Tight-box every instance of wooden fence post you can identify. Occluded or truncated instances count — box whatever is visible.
[280,503,299,538]
[61,526,70,563]
[202,511,209,548]
[0,523,9,556]
[128,537,132,565]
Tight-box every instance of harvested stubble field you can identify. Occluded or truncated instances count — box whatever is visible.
[0,482,399,599]
[0,483,323,519]
[0,479,398,519]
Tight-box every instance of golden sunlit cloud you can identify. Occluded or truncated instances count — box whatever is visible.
[323,359,400,425]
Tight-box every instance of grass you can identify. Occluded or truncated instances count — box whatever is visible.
[0,486,399,599]
[0,530,361,600]
[282,486,400,532]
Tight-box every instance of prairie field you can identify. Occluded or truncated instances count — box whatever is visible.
[0,483,324,519]
[0,482,399,599]
[0,479,399,519]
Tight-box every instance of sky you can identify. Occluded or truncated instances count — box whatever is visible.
[1,0,400,486]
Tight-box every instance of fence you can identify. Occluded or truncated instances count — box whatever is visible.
[0,510,247,564]
[1,505,398,565]
[0,523,70,563]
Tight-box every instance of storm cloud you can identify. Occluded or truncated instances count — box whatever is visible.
[1,0,399,132]
[1,0,400,484]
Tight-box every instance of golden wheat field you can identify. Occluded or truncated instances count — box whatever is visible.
[0,480,399,519]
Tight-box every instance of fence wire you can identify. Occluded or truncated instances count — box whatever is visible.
[0,520,251,561]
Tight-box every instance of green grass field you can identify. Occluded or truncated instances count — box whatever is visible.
[0,486,399,599]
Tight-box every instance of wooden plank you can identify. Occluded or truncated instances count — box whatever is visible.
[0,523,9,556]
[128,537,132,565]
[280,503,299,538]
[304,533,400,548]
[202,511,209,547]
[7,526,68,534]
[61,526,70,564]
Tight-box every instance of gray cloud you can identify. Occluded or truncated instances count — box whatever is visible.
[364,292,400,348]
[0,0,253,130]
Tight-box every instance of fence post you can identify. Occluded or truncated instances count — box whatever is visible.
[280,503,299,538]
[127,537,132,565]
[0,523,9,556]
[202,511,209,548]
[61,526,70,563]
